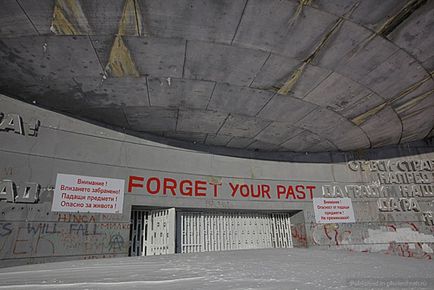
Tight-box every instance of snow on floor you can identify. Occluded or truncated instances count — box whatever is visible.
[0,248,432,289]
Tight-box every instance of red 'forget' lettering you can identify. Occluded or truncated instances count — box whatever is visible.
[128,176,144,192]
[146,177,160,194]
[195,180,207,196]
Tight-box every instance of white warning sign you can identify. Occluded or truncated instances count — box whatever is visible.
[313,198,355,223]
[51,174,124,214]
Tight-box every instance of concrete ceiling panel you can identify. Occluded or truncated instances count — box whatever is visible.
[232,0,298,51]
[226,137,254,149]
[164,131,207,143]
[422,56,434,72]
[219,115,270,138]
[347,0,408,31]
[148,77,215,109]
[84,76,149,107]
[272,6,339,60]
[91,36,185,78]
[395,86,434,140]
[184,41,269,86]
[124,37,185,78]
[0,36,102,109]
[207,83,274,116]
[0,0,38,37]
[295,107,370,150]
[339,93,385,120]
[311,0,360,17]
[258,95,317,122]
[247,141,279,151]
[314,20,372,71]
[75,0,125,35]
[1,2,432,154]
[360,49,429,100]
[137,0,247,43]
[177,109,228,134]
[251,55,331,98]
[89,35,114,66]
[390,78,434,110]
[280,130,323,152]
[0,36,102,79]
[401,105,434,143]
[205,134,232,146]
[389,1,434,64]
[303,72,372,113]
[307,139,337,152]
[234,0,338,60]
[17,0,55,35]
[125,106,177,132]
[328,127,371,151]
[295,107,339,132]
[249,55,300,90]
[70,106,130,129]
[359,106,402,147]
[334,36,399,82]
[0,77,94,112]
[254,122,304,145]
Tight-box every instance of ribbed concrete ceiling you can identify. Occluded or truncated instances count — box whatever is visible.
[1,0,433,153]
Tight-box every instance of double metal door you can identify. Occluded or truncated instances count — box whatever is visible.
[179,211,292,253]
[130,208,175,256]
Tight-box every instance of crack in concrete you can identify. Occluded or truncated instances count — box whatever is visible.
[231,0,249,44]
[376,0,427,37]
[145,76,151,106]
[132,0,143,36]
[287,0,312,31]
[15,0,40,35]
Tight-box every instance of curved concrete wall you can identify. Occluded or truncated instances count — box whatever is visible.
[0,94,433,267]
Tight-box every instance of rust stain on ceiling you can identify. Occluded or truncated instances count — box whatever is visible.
[50,0,91,35]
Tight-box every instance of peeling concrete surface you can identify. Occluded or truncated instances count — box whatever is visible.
[0,0,433,154]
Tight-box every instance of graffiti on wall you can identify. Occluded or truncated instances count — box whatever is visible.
[291,224,308,247]
[0,211,130,265]
[310,222,434,260]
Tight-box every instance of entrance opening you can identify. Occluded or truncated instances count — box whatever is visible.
[129,207,293,256]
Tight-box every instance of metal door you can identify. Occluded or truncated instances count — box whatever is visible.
[146,208,176,255]
[129,209,148,256]
[178,211,292,253]
[271,213,293,248]
[129,208,175,256]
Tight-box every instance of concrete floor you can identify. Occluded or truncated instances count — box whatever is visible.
[0,249,432,289]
